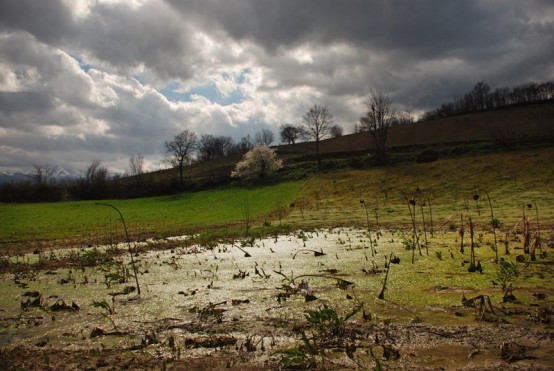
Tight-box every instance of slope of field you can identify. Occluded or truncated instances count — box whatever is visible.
[284,147,554,233]
[277,101,554,157]
[2,147,553,249]
[107,102,554,196]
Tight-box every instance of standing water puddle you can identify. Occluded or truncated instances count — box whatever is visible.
[0,228,391,350]
[3,227,553,369]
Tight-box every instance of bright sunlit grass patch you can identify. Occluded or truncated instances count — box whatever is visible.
[285,147,554,232]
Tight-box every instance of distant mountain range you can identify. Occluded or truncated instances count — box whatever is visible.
[0,166,82,184]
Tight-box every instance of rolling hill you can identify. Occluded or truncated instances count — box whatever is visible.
[277,101,554,157]
[112,101,554,197]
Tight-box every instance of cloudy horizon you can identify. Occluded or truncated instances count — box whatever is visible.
[1,0,553,174]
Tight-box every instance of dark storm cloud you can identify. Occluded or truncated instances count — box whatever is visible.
[0,0,197,81]
[0,92,54,118]
[0,0,74,44]
[169,0,508,56]
[75,1,197,81]
[170,0,554,104]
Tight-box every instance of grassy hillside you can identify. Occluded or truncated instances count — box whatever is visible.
[285,147,554,231]
[2,146,553,249]
[118,101,554,194]
[2,103,553,248]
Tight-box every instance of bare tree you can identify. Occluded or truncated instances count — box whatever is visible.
[198,135,234,161]
[472,81,491,110]
[330,124,343,138]
[360,91,396,164]
[279,124,302,145]
[129,153,144,185]
[95,166,108,184]
[85,159,103,184]
[165,130,198,185]
[235,134,254,154]
[129,154,144,177]
[81,159,109,199]
[255,129,275,146]
[393,111,415,126]
[300,104,333,165]
[29,163,54,184]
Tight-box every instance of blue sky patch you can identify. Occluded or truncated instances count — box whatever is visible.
[160,79,247,106]
[132,73,146,85]
[236,68,252,84]
[72,55,90,73]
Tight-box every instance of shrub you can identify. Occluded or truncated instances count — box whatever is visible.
[231,145,283,181]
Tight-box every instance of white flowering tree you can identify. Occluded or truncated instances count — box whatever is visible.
[231,145,283,181]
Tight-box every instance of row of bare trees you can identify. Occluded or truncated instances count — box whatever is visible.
[164,128,277,186]
[1,127,278,202]
[279,119,343,147]
[4,88,402,202]
[10,82,505,202]
[291,91,401,166]
[0,159,112,202]
[422,81,554,121]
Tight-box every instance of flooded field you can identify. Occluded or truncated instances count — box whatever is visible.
[1,228,553,369]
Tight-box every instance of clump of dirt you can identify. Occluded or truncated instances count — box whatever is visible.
[0,345,270,370]
[1,319,553,370]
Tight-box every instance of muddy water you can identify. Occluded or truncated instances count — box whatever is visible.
[0,229,385,347]
[2,228,553,369]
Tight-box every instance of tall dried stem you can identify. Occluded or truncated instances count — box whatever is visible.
[96,203,141,295]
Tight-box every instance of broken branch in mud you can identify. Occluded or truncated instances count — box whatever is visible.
[184,335,237,349]
[189,301,228,323]
[378,253,394,300]
[292,248,326,259]
[461,294,508,323]
[223,239,252,257]
[274,272,355,303]
[500,341,538,362]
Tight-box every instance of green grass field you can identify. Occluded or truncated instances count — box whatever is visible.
[0,181,303,244]
[1,146,553,248]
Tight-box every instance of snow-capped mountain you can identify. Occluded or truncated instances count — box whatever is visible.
[0,166,81,184]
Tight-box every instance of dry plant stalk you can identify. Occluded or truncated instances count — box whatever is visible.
[459,213,465,254]
[522,216,531,254]
[378,253,394,300]
[96,203,141,295]
[419,198,429,256]
[360,200,376,256]
[468,216,476,270]
[483,190,499,263]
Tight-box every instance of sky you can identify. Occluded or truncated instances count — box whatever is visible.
[1,0,553,174]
